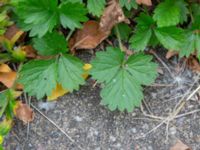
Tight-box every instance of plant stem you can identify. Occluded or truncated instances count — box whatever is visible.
[66,30,74,41]
[115,25,124,52]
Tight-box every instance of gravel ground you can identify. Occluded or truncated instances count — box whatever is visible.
[4,50,200,150]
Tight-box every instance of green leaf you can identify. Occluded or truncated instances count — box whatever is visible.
[57,54,85,91]
[180,31,200,58]
[126,53,158,85]
[191,3,200,19]
[115,23,131,41]
[130,29,152,51]
[153,0,188,27]
[33,32,68,56]
[0,91,9,118]
[154,26,185,50]
[59,2,88,30]
[90,47,124,83]
[19,55,85,99]
[129,13,155,51]
[16,0,59,37]
[119,0,137,10]
[0,119,12,136]
[18,59,57,99]
[91,47,158,111]
[196,34,200,60]
[101,69,143,112]
[87,0,106,17]
[61,0,82,2]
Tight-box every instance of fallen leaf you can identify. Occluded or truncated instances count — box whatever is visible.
[13,101,34,124]
[82,63,92,79]
[69,20,108,50]
[170,140,191,150]
[0,72,16,88]
[0,64,16,88]
[0,64,22,89]
[136,0,152,6]
[166,50,179,59]
[100,0,130,32]
[4,24,24,44]
[47,84,69,101]
[186,55,200,72]
[0,64,12,72]
[21,45,37,58]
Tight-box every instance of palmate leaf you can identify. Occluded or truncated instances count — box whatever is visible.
[16,0,59,37]
[0,90,9,117]
[180,31,200,58]
[154,26,185,50]
[18,59,58,99]
[57,55,85,91]
[16,0,88,37]
[18,55,85,99]
[129,13,155,51]
[153,0,188,27]
[91,47,158,112]
[87,0,106,17]
[119,0,138,10]
[59,2,88,30]
[33,32,68,56]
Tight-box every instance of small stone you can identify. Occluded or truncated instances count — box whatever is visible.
[131,128,137,133]
[169,127,176,135]
[74,116,83,122]
[109,135,116,142]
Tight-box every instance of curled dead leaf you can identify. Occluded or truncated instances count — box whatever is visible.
[136,0,152,6]
[14,101,34,124]
[170,140,191,150]
[21,45,37,58]
[166,50,179,59]
[4,24,24,44]
[100,0,130,32]
[186,55,200,72]
[69,21,109,50]
[0,64,16,88]
[0,64,22,90]
[0,72,16,88]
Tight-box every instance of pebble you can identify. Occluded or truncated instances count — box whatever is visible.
[38,101,56,111]
[169,127,177,135]
[109,135,116,142]
[74,116,83,122]
[131,128,137,133]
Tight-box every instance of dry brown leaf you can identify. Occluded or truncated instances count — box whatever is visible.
[0,64,16,88]
[186,55,200,72]
[100,0,129,32]
[136,0,152,6]
[69,20,108,50]
[0,72,16,88]
[170,140,191,150]
[14,101,35,124]
[4,24,24,44]
[166,50,179,59]
[0,64,12,72]
[21,45,37,58]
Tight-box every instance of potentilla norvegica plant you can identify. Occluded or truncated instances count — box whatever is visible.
[0,0,200,148]
[11,0,200,112]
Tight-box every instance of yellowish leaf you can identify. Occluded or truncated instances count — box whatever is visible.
[47,84,69,101]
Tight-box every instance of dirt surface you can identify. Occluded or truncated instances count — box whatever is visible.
[4,50,200,150]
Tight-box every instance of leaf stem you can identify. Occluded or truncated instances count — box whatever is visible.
[66,30,74,41]
[115,25,124,52]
